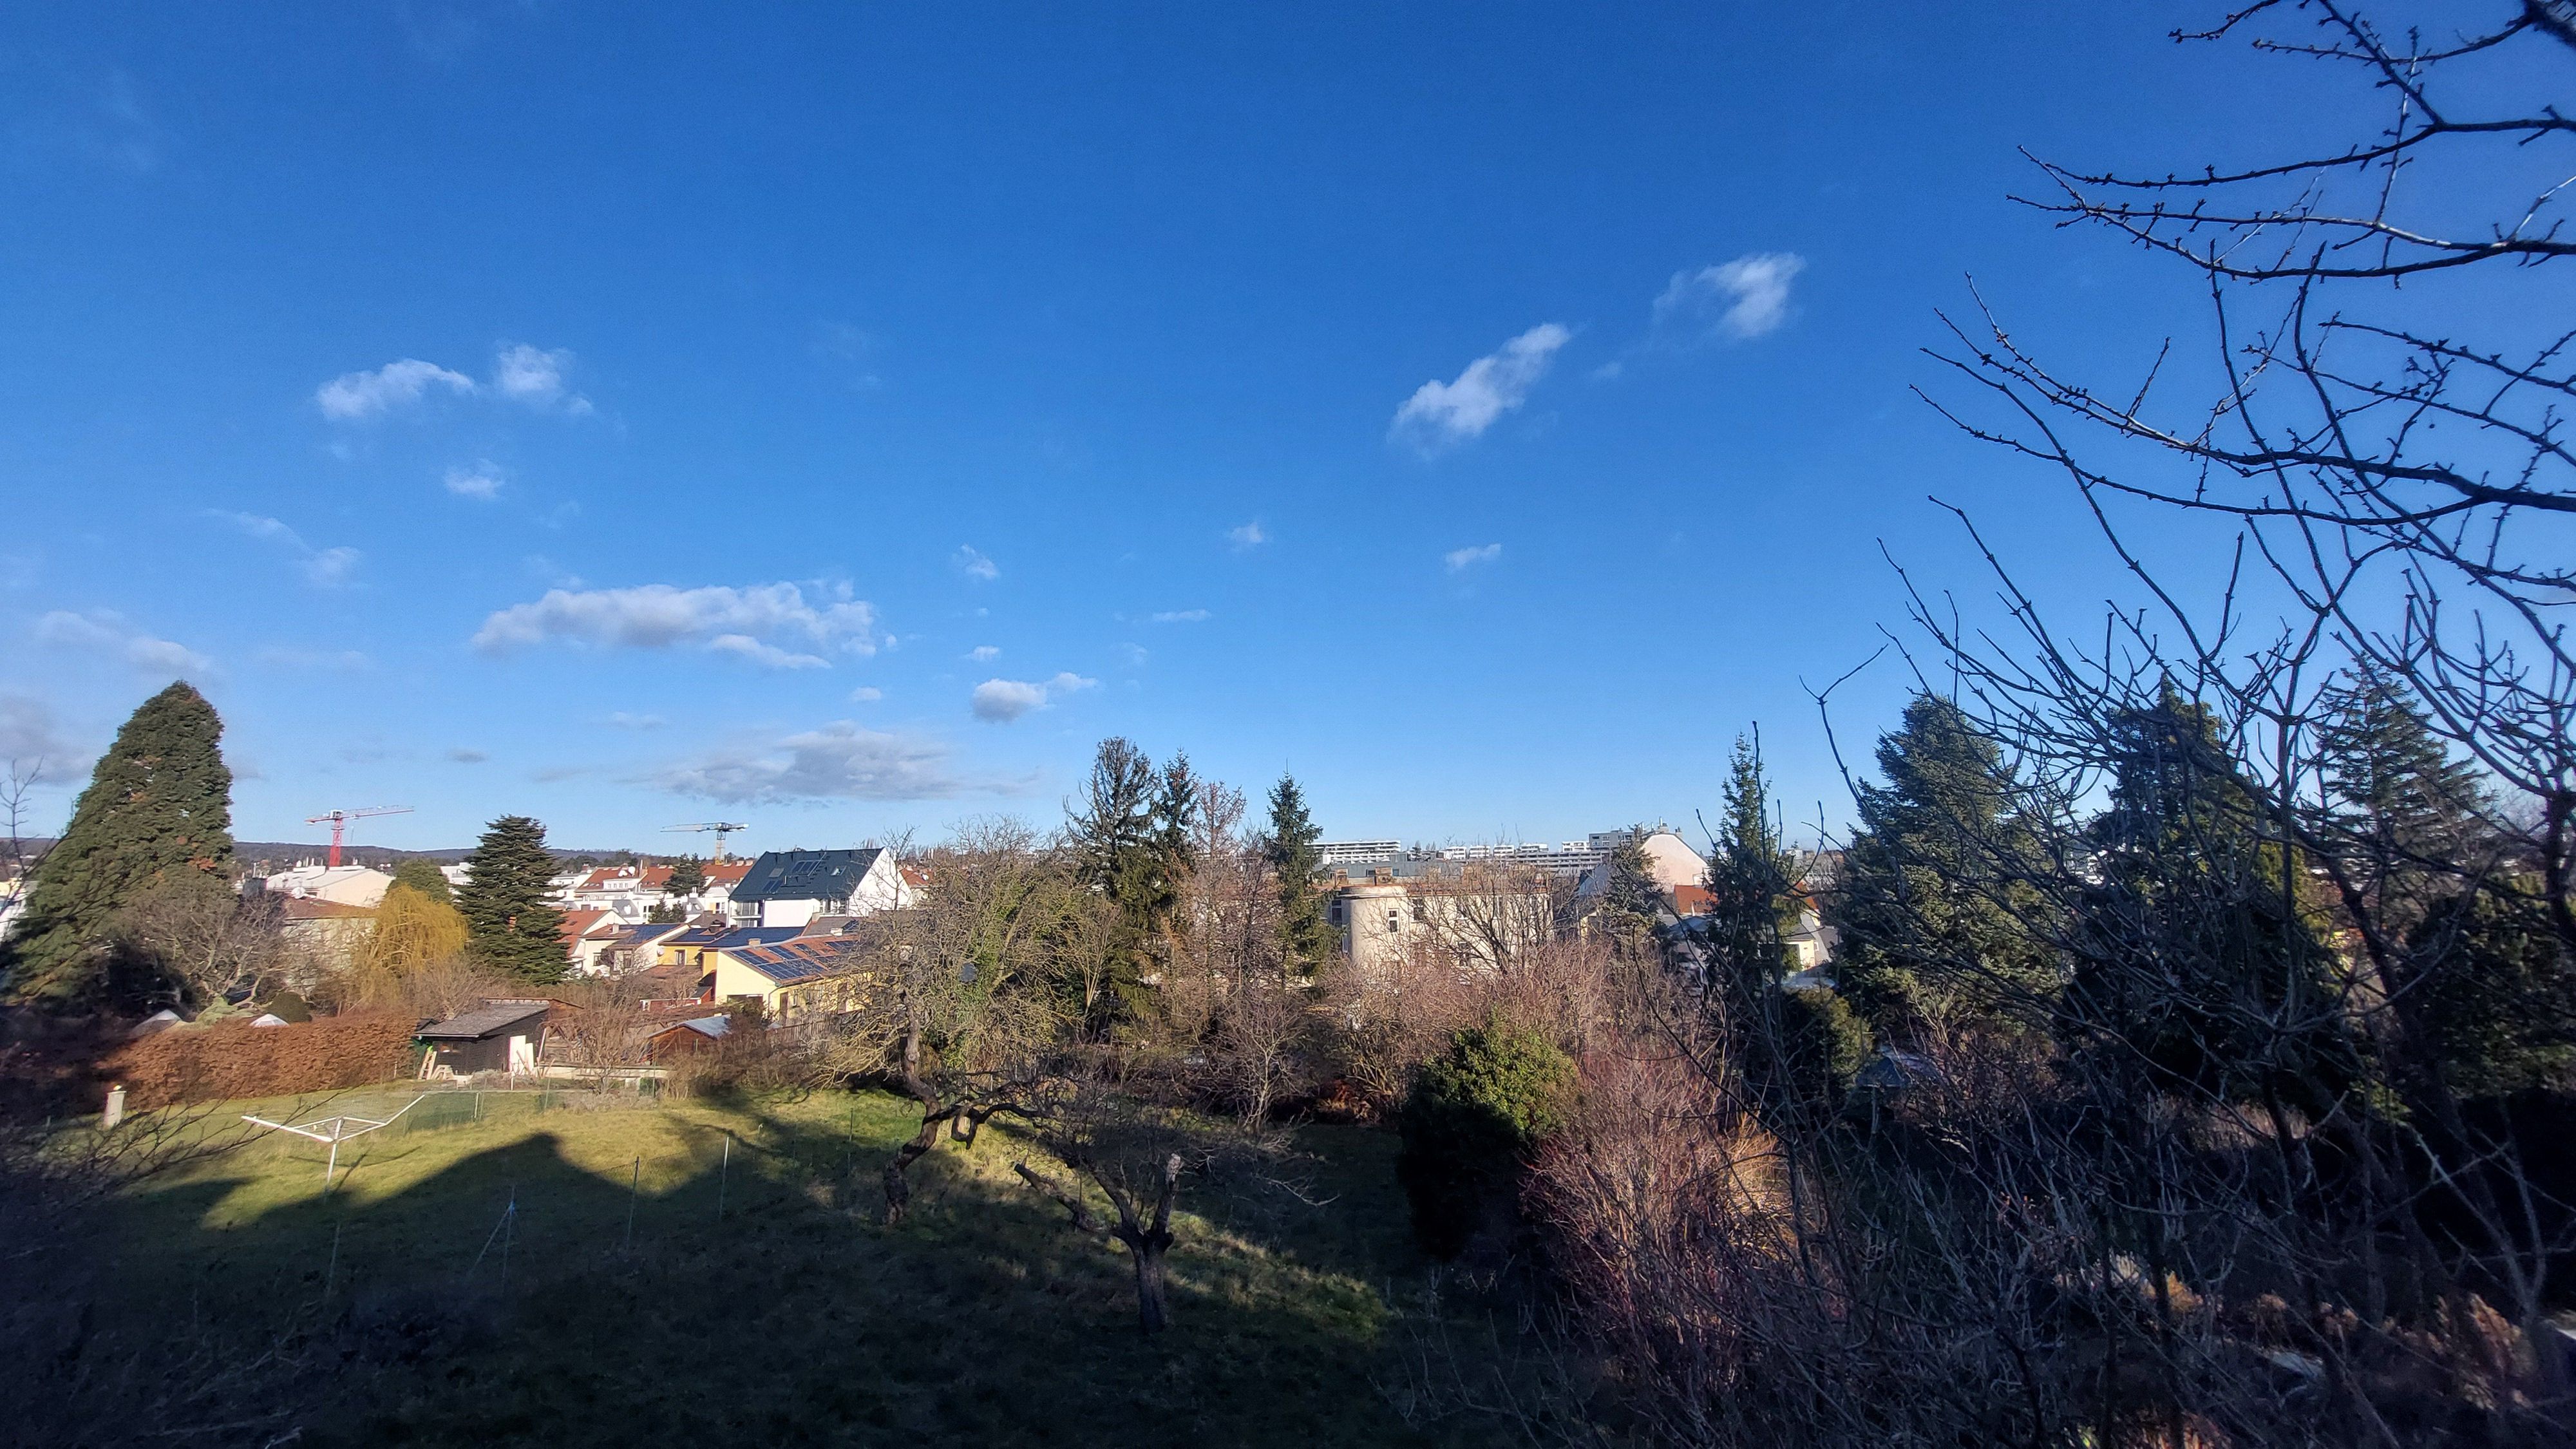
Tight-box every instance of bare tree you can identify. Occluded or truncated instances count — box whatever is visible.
[113,876,290,1009]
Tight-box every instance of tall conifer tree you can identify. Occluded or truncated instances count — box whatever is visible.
[3,682,232,1006]
[456,815,568,983]
[1831,694,2054,1036]
[1262,773,1333,974]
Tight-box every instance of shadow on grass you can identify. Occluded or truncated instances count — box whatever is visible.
[99,1090,1482,1449]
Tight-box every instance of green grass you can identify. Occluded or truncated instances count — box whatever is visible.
[100,1086,1502,1448]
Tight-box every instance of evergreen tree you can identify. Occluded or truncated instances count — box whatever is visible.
[665,856,706,900]
[2316,677,2497,933]
[3,682,232,1007]
[391,858,453,902]
[1705,732,1795,993]
[456,815,568,983]
[1067,739,1195,1025]
[1595,828,1666,936]
[1830,694,2055,1037]
[2401,876,2576,1099]
[2069,685,2358,1110]
[1262,772,1334,974]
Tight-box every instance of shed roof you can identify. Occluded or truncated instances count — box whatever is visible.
[418,1000,552,1040]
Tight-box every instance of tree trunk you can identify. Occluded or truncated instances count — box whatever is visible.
[1130,1239,1171,1334]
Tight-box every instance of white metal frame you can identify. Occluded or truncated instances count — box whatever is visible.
[242,1092,426,1186]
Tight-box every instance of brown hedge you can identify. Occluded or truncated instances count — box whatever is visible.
[102,1012,421,1109]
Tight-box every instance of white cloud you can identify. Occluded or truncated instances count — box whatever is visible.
[1654,252,1806,340]
[1391,323,1571,451]
[1445,542,1503,572]
[603,712,665,730]
[493,343,591,413]
[35,611,210,674]
[1227,521,1267,549]
[956,545,999,582]
[316,359,477,420]
[0,694,80,762]
[969,645,1001,661]
[971,672,1096,723]
[1148,609,1210,623]
[656,721,972,803]
[472,582,877,667]
[706,634,829,670]
[214,511,361,587]
[445,462,506,500]
[304,547,361,587]
[254,646,370,672]
[849,686,884,703]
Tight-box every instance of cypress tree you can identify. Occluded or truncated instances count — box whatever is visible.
[456,815,568,983]
[1262,773,1334,974]
[3,682,233,1007]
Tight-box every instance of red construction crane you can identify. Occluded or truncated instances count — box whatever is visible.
[306,806,413,868]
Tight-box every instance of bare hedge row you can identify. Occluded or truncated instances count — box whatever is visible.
[103,1012,421,1109]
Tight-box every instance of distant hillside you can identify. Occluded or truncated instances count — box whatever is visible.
[7,840,664,874]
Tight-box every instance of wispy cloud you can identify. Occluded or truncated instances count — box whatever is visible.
[35,610,209,674]
[971,672,1097,723]
[656,722,975,803]
[603,712,665,730]
[316,359,477,420]
[969,645,1001,661]
[1654,252,1806,340]
[849,686,884,703]
[956,545,999,582]
[444,462,506,500]
[1445,543,1503,572]
[1148,609,1210,623]
[254,646,370,672]
[1226,521,1267,550]
[447,748,489,764]
[0,694,81,762]
[472,582,877,667]
[212,511,361,587]
[493,343,591,413]
[1392,323,1571,451]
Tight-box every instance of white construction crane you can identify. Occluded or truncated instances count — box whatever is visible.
[665,821,750,861]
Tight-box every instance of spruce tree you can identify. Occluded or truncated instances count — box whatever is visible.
[1066,739,1198,1025]
[1705,733,1795,992]
[3,682,233,1007]
[1830,694,2055,1037]
[456,815,568,984]
[1262,773,1334,974]
[2316,677,2496,934]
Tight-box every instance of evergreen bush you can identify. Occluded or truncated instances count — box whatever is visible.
[1396,1014,1575,1259]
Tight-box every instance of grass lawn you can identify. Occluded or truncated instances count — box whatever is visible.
[97,1086,1514,1448]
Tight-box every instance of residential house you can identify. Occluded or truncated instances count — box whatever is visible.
[556,907,628,974]
[1325,855,1558,987]
[655,923,809,997]
[726,848,913,928]
[589,920,694,977]
[278,896,376,961]
[256,864,394,908]
[707,934,878,1021]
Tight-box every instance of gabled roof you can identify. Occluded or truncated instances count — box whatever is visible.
[556,907,613,943]
[729,848,884,904]
[419,999,553,1040]
[726,935,875,985]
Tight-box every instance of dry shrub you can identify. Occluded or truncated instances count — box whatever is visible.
[663,1005,808,1099]
[102,1012,420,1108]
[1324,931,1632,1114]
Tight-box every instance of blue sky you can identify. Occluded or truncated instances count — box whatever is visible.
[0,3,2469,854]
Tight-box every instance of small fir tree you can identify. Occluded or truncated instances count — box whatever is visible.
[1262,773,1334,974]
[3,681,234,1007]
[456,815,568,983]
[391,858,453,903]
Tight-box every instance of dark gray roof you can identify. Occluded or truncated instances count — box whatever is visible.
[729,848,884,904]
[418,1000,551,1040]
